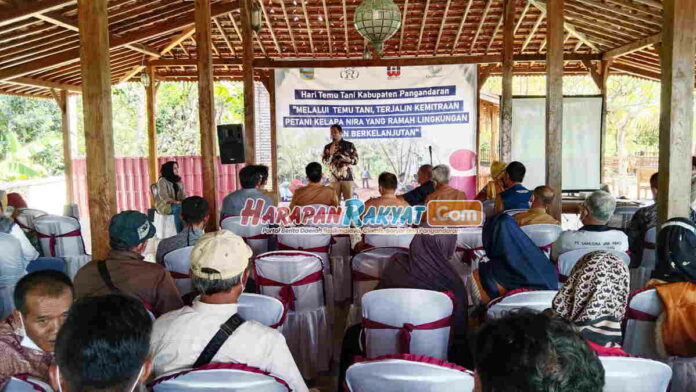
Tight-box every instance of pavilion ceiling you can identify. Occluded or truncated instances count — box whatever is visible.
[0,0,686,98]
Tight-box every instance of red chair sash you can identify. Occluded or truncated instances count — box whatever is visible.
[255,270,323,311]
[361,315,452,354]
[539,243,553,252]
[626,307,658,322]
[36,229,82,257]
[278,242,330,253]
[148,362,291,392]
[169,271,190,280]
[456,246,484,265]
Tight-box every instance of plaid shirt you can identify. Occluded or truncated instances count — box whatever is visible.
[322,139,358,182]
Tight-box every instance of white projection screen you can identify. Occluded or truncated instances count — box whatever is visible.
[511,96,603,191]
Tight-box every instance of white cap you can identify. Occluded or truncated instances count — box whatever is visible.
[190,230,253,280]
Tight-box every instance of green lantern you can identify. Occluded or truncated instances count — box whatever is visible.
[354,0,402,55]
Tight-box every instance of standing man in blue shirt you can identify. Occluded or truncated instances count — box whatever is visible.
[495,161,532,212]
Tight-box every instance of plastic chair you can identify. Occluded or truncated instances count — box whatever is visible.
[486,290,558,319]
[34,214,91,279]
[149,363,290,392]
[238,293,286,329]
[220,216,271,258]
[600,357,672,392]
[520,224,562,257]
[623,288,662,359]
[361,289,453,360]
[151,184,177,240]
[277,232,334,309]
[363,232,415,249]
[14,208,47,235]
[345,355,475,392]
[347,247,410,326]
[0,233,26,319]
[254,251,332,379]
[163,246,194,296]
[3,376,54,392]
[558,249,629,283]
[454,227,487,269]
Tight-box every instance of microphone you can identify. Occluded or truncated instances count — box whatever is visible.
[428,146,433,165]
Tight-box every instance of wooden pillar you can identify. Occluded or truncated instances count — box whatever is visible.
[269,72,278,195]
[241,0,256,163]
[53,89,74,205]
[146,66,158,187]
[499,0,515,163]
[545,0,564,220]
[657,0,695,223]
[196,0,219,230]
[77,0,117,259]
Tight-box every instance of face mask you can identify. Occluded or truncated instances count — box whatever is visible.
[56,365,144,392]
[18,313,42,352]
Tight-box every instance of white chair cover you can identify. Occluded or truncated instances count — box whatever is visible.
[221,216,271,258]
[558,249,629,282]
[630,227,657,291]
[238,293,285,329]
[345,356,475,392]
[330,234,352,302]
[154,212,177,240]
[486,290,558,319]
[14,208,47,234]
[623,288,662,359]
[363,232,414,249]
[33,215,91,279]
[150,363,290,392]
[362,289,453,360]
[600,357,672,392]
[3,376,54,392]
[347,247,410,327]
[0,233,26,319]
[454,227,487,270]
[277,232,335,312]
[254,251,332,379]
[662,356,696,392]
[520,224,562,257]
[163,246,194,296]
[607,206,640,231]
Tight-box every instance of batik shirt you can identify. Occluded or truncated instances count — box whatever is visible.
[627,203,696,267]
[322,139,358,182]
[0,314,52,387]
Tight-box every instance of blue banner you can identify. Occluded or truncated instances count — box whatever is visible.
[294,85,457,100]
[289,100,464,116]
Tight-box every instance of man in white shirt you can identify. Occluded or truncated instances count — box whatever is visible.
[150,231,308,392]
[552,191,629,261]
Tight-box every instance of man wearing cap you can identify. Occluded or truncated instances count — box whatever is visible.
[149,231,308,392]
[73,211,183,317]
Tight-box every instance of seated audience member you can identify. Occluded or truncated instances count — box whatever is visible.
[0,200,65,273]
[150,231,308,392]
[155,161,186,233]
[6,192,28,220]
[400,164,435,206]
[495,161,532,212]
[628,173,696,267]
[475,161,507,201]
[425,165,468,202]
[5,193,43,257]
[255,164,280,205]
[364,172,410,212]
[51,294,153,392]
[473,213,558,305]
[552,251,630,356]
[0,271,73,387]
[648,218,696,357]
[73,211,183,316]
[155,196,209,266]
[552,191,628,261]
[475,310,604,392]
[289,162,339,210]
[514,185,560,227]
[220,165,274,220]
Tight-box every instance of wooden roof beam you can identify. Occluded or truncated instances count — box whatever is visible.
[470,0,493,53]
[514,2,531,34]
[450,0,474,54]
[300,0,315,56]
[602,33,661,59]
[398,0,409,54]
[320,0,333,55]
[0,1,240,81]
[0,0,75,28]
[433,0,452,54]
[4,76,81,93]
[486,13,505,54]
[521,12,544,52]
[341,0,349,55]
[258,0,282,55]
[528,0,600,52]
[416,0,431,54]
[213,16,237,57]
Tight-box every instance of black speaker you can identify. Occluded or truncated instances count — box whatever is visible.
[217,124,245,164]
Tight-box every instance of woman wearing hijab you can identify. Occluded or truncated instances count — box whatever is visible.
[475,161,506,201]
[648,218,696,358]
[472,213,558,304]
[155,161,186,233]
[552,251,630,355]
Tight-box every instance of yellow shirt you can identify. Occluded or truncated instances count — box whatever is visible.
[425,184,468,203]
[514,207,560,227]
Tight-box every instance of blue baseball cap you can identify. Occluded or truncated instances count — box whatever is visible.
[109,210,156,248]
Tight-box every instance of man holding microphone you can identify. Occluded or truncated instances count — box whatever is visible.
[322,124,359,202]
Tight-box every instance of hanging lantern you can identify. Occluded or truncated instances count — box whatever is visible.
[251,3,263,33]
[139,69,150,88]
[353,0,401,55]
